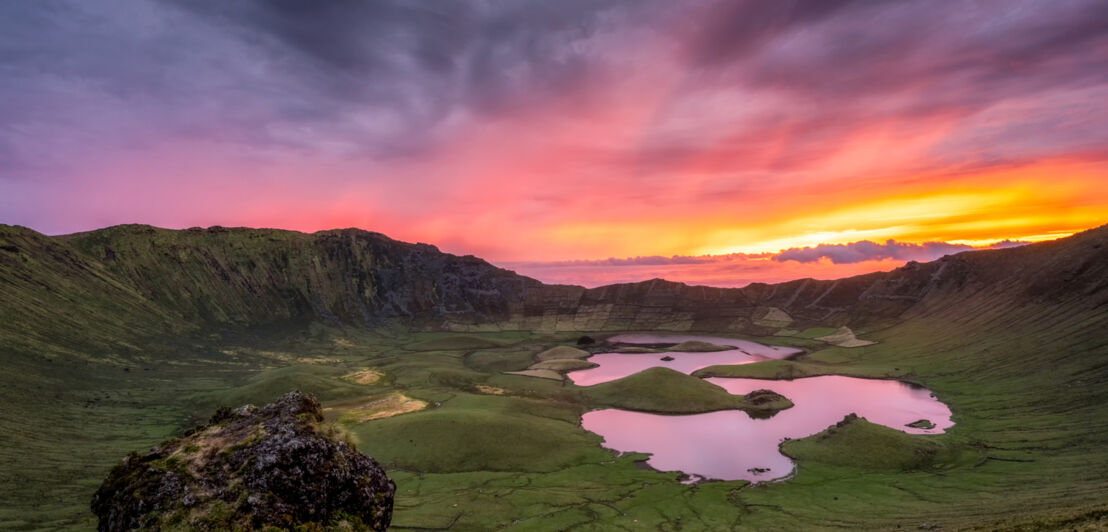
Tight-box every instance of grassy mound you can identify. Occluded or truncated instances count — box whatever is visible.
[782,414,956,472]
[693,360,823,380]
[692,358,904,381]
[582,367,792,415]
[504,369,564,381]
[814,326,876,348]
[191,365,372,410]
[501,346,598,380]
[531,359,598,371]
[349,395,606,473]
[407,335,507,351]
[465,349,536,373]
[793,327,839,339]
[612,346,661,353]
[330,392,429,424]
[535,345,591,361]
[341,368,384,384]
[668,340,734,352]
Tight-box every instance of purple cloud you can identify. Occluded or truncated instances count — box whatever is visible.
[518,255,717,267]
[508,239,1030,269]
[1,0,1104,243]
[502,239,1033,287]
[773,239,1028,264]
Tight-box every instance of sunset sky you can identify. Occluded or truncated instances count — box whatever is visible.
[2,1,1106,286]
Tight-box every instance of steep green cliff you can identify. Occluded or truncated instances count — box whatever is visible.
[5,223,1105,355]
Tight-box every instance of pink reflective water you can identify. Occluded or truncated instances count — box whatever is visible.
[568,334,802,386]
[581,376,953,482]
[608,333,802,359]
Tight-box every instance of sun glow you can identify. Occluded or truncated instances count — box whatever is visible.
[693,190,1028,256]
[686,161,1107,258]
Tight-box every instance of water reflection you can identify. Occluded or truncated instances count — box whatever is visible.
[583,376,952,482]
[577,335,953,482]
[568,333,802,386]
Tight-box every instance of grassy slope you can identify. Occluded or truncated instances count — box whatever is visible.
[781,414,962,472]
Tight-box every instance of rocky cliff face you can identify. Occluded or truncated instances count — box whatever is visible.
[60,224,542,330]
[90,392,395,531]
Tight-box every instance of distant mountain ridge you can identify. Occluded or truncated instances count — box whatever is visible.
[1,223,1106,358]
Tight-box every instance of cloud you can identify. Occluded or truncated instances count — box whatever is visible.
[679,0,874,67]
[0,0,1104,258]
[153,0,653,157]
[774,240,968,264]
[501,239,1033,287]
[508,239,1029,269]
[517,255,718,267]
[773,239,1029,264]
[5,0,1105,171]
[987,239,1030,250]
[0,0,659,170]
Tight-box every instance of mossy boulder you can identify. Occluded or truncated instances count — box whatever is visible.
[91,392,395,531]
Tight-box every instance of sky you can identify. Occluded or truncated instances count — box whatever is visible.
[1,1,1106,287]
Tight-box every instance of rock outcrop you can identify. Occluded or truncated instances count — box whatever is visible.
[742,389,793,419]
[90,392,394,531]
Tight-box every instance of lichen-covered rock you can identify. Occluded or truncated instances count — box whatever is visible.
[91,392,395,531]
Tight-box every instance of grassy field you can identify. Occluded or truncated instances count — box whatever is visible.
[2,312,1107,530]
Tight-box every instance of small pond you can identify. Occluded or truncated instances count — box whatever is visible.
[568,333,803,386]
[574,335,954,482]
